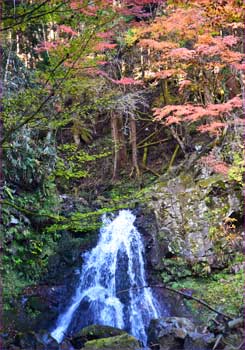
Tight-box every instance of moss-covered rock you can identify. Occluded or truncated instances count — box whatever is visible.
[146,173,243,269]
[71,325,126,349]
[83,333,140,350]
[160,257,192,283]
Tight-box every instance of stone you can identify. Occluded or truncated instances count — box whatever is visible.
[184,332,214,350]
[12,331,60,350]
[60,339,73,349]
[148,317,213,350]
[83,334,140,350]
[14,331,37,349]
[145,173,242,270]
[71,325,126,349]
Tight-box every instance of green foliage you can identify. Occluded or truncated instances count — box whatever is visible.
[228,149,244,186]
[53,144,111,186]
[170,258,244,317]
[124,28,139,46]
[2,177,61,309]
[45,205,128,234]
[2,0,243,332]
[54,157,89,180]
[4,127,56,188]
[160,257,192,283]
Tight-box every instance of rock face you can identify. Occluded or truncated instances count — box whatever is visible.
[145,173,242,268]
[148,317,214,350]
[70,325,140,350]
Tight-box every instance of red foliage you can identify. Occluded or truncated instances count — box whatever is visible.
[84,68,142,86]
[197,122,227,136]
[154,69,183,79]
[169,48,196,61]
[200,154,230,176]
[178,79,192,93]
[153,96,243,133]
[139,39,178,51]
[232,63,245,71]
[59,25,78,36]
[114,0,164,18]
[94,42,117,51]
[80,6,100,16]
[97,31,115,39]
[35,41,58,53]
[112,77,143,85]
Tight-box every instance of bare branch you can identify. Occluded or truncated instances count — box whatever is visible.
[117,284,235,321]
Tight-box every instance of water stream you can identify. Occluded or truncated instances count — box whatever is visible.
[51,210,161,346]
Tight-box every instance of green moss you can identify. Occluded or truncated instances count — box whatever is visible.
[161,257,192,283]
[84,334,140,350]
[170,262,243,317]
[197,174,225,188]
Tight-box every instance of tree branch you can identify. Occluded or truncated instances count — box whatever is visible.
[2,0,51,21]
[3,10,118,143]
[1,2,67,32]
[117,284,235,320]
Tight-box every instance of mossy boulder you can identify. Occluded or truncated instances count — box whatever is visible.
[83,333,140,350]
[71,325,126,349]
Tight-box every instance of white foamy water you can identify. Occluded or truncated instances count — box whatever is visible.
[51,210,160,346]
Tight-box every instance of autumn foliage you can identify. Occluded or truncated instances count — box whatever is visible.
[33,0,244,177]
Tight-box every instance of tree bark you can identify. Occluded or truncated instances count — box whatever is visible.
[117,115,127,167]
[111,112,119,180]
[130,115,140,176]
[111,113,127,180]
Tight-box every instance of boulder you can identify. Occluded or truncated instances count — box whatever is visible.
[60,339,73,349]
[71,325,126,349]
[148,317,214,350]
[184,332,215,350]
[14,331,39,349]
[13,331,59,349]
[83,334,140,350]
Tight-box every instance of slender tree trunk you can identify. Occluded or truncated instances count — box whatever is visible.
[111,113,119,180]
[130,115,140,176]
[111,113,127,180]
[117,115,127,167]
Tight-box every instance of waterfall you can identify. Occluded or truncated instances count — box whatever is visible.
[51,210,161,346]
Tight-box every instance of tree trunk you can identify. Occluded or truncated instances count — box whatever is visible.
[111,113,119,180]
[117,115,127,168]
[111,113,127,180]
[130,115,140,177]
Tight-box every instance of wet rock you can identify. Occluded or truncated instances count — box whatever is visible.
[60,339,73,349]
[184,332,214,350]
[83,333,140,350]
[13,331,59,349]
[14,331,37,349]
[71,325,126,349]
[148,317,214,350]
[134,208,161,268]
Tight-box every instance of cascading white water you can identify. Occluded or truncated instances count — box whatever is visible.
[51,210,161,346]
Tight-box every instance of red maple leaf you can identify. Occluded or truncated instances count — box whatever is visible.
[59,25,78,36]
